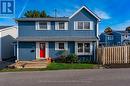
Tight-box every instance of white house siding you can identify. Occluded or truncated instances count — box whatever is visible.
[0,27,17,61]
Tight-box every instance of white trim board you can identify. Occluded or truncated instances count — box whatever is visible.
[69,6,101,21]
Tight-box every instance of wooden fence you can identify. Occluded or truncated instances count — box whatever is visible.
[97,46,130,65]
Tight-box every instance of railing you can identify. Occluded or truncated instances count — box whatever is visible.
[97,45,130,65]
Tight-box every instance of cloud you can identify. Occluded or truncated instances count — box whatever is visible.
[94,9,111,19]
[112,20,130,30]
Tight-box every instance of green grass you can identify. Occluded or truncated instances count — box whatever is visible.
[0,63,97,72]
[47,63,96,70]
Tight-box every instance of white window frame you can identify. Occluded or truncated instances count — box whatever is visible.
[74,21,93,30]
[55,42,68,50]
[55,22,68,30]
[36,22,51,30]
[75,42,93,55]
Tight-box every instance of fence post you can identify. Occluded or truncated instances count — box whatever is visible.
[102,47,105,65]
[125,46,128,63]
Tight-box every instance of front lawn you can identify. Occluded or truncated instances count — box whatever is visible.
[47,63,96,70]
[0,63,97,72]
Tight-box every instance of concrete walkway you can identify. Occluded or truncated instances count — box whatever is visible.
[0,69,130,86]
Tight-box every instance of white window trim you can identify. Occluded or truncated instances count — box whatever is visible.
[55,42,68,50]
[74,21,93,30]
[36,22,51,30]
[55,22,68,30]
[75,42,93,55]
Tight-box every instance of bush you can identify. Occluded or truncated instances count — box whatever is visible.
[65,54,78,63]
[53,50,68,63]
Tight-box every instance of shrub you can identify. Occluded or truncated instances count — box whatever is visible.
[53,50,68,63]
[65,54,78,63]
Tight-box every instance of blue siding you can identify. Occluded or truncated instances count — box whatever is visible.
[18,41,97,62]
[99,32,122,46]
[19,42,36,61]
[49,42,75,59]
[18,9,97,38]
[17,7,98,62]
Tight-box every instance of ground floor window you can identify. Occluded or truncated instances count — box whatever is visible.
[76,42,92,55]
[55,42,68,50]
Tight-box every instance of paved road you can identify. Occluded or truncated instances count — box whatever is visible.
[0,69,130,86]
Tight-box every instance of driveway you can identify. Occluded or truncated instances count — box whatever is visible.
[0,69,130,86]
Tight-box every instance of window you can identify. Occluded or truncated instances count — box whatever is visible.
[78,22,83,30]
[36,22,50,30]
[59,22,65,30]
[76,42,92,55]
[84,22,90,29]
[55,22,68,30]
[39,22,47,30]
[75,21,92,30]
[107,35,113,40]
[55,42,68,50]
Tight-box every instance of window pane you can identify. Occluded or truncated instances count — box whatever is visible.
[84,22,90,29]
[39,22,47,30]
[107,35,113,40]
[84,43,90,53]
[78,22,83,29]
[78,43,83,53]
[59,22,65,29]
[59,43,64,49]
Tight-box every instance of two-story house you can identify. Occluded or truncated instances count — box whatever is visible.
[15,6,100,62]
[99,30,130,46]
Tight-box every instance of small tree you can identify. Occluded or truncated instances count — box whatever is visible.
[24,10,51,18]
[24,10,33,18]
[104,27,112,34]
[40,10,47,17]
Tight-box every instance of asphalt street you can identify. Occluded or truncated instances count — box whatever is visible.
[0,69,130,86]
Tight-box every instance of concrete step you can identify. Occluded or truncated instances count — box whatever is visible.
[9,60,50,68]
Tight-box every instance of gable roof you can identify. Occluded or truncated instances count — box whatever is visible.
[69,6,101,21]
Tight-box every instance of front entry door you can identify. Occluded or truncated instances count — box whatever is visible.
[39,43,46,58]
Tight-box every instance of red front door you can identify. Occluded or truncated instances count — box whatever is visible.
[40,43,46,58]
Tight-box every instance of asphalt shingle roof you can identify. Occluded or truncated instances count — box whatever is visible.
[15,17,69,21]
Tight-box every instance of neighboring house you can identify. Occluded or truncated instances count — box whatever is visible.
[0,26,17,61]
[99,30,130,46]
[15,6,100,62]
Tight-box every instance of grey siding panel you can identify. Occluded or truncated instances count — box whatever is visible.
[1,35,15,60]
[19,42,36,61]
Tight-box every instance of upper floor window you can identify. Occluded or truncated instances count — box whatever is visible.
[107,35,113,40]
[36,22,51,30]
[74,21,93,30]
[55,22,68,30]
